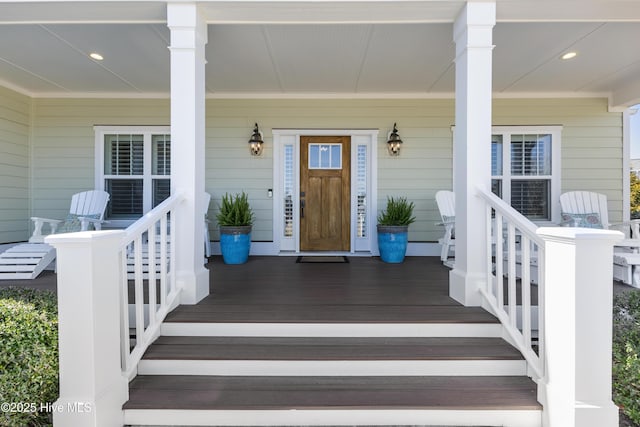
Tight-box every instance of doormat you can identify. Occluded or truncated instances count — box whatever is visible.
[296,256,349,263]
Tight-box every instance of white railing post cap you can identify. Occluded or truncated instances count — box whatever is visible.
[45,229,125,245]
[537,227,624,243]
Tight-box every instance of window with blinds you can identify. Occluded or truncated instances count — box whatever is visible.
[100,129,171,220]
[491,128,560,222]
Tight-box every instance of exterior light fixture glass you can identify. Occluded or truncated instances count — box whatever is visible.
[387,123,403,156]
[89,52,104,61]
[248,123,264,156]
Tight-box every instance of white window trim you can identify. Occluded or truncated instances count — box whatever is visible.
[492,125,562,225]
[94,125,170,228]
[272,129,378,254]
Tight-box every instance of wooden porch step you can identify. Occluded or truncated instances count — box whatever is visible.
[138,336,527,376]
[143,336,523,361]
[123,375,541,426]
[164,304,499,323]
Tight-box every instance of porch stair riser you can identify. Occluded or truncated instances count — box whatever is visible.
[137,336,527,377]
[125,408,543,427]
[137,359,527,376]
[124,325,542,427]
[160,322,504,338]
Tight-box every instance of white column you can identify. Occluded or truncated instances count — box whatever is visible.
[450,2,496,305]
[46,231,128,427]
[168,2,209,304]
[537,227,622,427]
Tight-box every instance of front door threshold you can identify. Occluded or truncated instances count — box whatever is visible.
[279,251,373,257]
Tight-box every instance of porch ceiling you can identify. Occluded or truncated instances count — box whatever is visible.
[1,1,640,107]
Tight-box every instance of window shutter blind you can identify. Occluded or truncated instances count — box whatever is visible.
[510,180,550,219]
[105,134,144,175]
[105,179,143,218]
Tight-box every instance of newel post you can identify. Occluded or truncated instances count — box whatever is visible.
[46,230,128,427]
[536,227,622,427]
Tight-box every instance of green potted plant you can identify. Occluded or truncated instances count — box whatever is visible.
[377,196,416,263]
[216,192,255,264]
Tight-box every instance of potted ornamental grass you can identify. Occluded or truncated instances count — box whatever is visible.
[377,196,416,263]
[216,192,255,264]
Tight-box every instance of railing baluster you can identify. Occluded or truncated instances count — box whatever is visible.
[134,236,145,344]
[170,210,176,295]
[522,236,532,348]
[508,223,517,327]
[486,204,493,297]
[476,188,544,379]
[148,222,158,330]
[160,214,168,305]
[117,193,185,378]
[495,213,504,308]
[119,246,131,373]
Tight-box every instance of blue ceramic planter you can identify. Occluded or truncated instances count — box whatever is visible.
[220,226,251,264]
[377,225,409,263]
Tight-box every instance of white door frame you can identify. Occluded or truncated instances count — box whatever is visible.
[273,129,379,254]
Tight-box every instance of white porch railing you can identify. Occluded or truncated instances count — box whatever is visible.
[477,187,623,427]
[477,188,544,379]
[120,193,184,379]
[46,192,185,426]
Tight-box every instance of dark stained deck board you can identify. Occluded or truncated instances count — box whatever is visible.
[164,256,499,324]
[142,337,524,360]
[165,304,498,323]
[124,375,541,410]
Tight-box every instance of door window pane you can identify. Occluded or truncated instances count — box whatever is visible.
[309,143,342,169]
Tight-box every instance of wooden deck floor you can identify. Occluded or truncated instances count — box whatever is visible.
[165,256,498,324]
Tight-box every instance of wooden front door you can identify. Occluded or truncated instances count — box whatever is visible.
[300,136,351,251]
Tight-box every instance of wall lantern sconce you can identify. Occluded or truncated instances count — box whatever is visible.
[387,123,403,156]
[248,123,264,156]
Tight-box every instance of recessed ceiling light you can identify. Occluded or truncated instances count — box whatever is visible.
[89,52,104,61]
[561,51,577,60]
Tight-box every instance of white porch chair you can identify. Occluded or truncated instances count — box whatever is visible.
[0,190,110,280]
[559,190,640,237]
[560,190,640,287]
[29,190,110,243]
[435,190,455,267]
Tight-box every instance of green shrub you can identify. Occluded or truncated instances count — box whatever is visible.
[0,288,58,427]
[216,192,255,227]
[613,291,640,424]
[377,196,416,226]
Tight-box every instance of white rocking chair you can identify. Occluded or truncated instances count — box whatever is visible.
[435,190,455,268]
[0,190,110,280]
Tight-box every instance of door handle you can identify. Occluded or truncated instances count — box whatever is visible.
[300,199,305,218]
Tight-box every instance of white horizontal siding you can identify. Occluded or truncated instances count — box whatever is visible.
[19,96,623,244]
[30,98,170,223]
[0,86,30,243]
[206,98,456,242]
[494,97,624,223]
